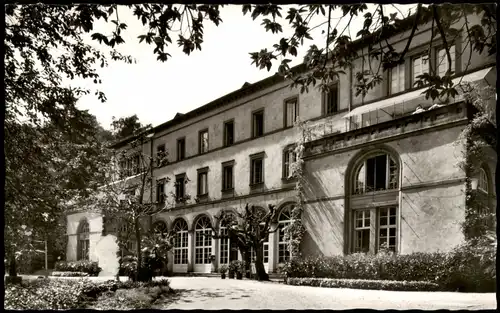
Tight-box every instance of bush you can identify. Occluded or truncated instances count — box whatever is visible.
[282,237,496,292]
[286,277,439,291]
[4,277,172,310]
[52,271,89,277]
[54,260,101,276]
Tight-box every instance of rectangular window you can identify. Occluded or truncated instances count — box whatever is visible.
[175,174,186,201]
[197,168,208,196]
[354,210,371,253]
[284,97,298,128]
[222,162,234,191]
[156,179,165,203]
[156,144,166,167]
[324,83,339,115]
[223,120,234,147]
[412,53,429,85]
[283,148,297,179]
[437,45,456,76]
[378,207,397,252]
[199,129,209,154]
[250,155,264,185]
[177,138,185,161]
[252,110,264,138]
[390,64,405,94]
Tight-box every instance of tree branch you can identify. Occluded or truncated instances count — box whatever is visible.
[433,5,452,75]
[398,3,422,63]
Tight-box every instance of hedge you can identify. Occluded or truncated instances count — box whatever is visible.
[281,239,496,292]
[286,277,440,291]
[54,260,101,276]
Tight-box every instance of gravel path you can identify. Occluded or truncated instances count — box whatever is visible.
[157,277,496,310]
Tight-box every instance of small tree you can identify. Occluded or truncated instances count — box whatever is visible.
[84,132,173,281]
[212,204,279,281]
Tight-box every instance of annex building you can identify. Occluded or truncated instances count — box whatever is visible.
[66,12,496,274]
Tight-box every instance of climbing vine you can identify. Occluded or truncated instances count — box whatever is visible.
[455,82,496,240]
[283,117,312,258]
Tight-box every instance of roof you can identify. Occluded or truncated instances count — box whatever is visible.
[109,10,427,149]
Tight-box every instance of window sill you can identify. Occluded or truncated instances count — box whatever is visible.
[281,177,297,183]
[323,108,348,118]
[351,188,399,197]
[249,182,264,193]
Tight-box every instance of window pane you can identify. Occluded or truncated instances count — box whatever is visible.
[375,155,387,190]
[366,158,376,192]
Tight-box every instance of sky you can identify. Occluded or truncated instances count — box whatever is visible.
[70,4,416,130]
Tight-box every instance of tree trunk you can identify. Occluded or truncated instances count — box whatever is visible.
[241,249,251,278]
[254,244,269,281]
[134,217,145,281]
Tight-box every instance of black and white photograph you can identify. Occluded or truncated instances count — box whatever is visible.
[4,3,497,310]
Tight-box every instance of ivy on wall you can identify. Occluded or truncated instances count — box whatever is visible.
[456,82,496,240]
[283,118,312,258]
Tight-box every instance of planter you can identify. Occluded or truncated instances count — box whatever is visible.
[221,273,226,279]
[236,272,243,280]
[228,271,235,279]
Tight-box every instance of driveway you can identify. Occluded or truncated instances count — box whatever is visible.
[157,277,496,310]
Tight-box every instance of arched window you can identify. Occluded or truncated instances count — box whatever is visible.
[77,220,90,260]
[478,168,489,193]
[153,221,168,235]
[195,216,212,265]
[353,153,398,194]
[173,219,188,265]
[278,205,294,263]
[219,212,237,265]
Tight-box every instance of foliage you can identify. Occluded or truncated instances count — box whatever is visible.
[117,231,172,281]
[281,238,496,292]
[4,277,172,310]
[52,271,90,277]
[286,277,440,291]
[283,118,308,258]
[111,114,152,141]
[54,260,102,276]
[247,4,496,101]
[213,204,280,281]
[4,113,109,276]
[219,265,228,274]
[455,83,496,240]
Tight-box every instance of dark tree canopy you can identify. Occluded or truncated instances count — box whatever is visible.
[111,114,152,141]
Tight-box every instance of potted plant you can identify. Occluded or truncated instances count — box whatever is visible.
[234,260,244,280]
[228,260,238,279]
[219,265,228,279]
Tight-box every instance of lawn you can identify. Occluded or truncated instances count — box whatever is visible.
[4,277,176,310]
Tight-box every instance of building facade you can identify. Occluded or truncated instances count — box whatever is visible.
[67,13,497,274]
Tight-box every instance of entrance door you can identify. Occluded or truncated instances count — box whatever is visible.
[194,216,212,273]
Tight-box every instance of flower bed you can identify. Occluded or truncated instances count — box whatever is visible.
[286,277,440,291]
[54,260,101,276]
[4,277,172,310]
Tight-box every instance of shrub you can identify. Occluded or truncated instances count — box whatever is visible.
[228,260,241,274]
[54,260,101,276]
[52,271,89,277]
[282,237,496,292]
[219,265,228,274]
[286,277,439,291]
[4,277,172,310]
